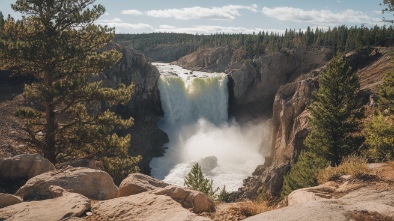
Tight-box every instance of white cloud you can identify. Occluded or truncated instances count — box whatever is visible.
[97,18,153,30]
[154,25,284,35]
[146,4,258,20]
[121,9,143,15]
[104,12,110,16]
[262,7,378,25]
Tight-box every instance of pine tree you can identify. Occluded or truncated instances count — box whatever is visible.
[0,0,140,180]
[184,163,218,199]
[305,56,363,166]
[281,151,328,197]
[378,70,394,114]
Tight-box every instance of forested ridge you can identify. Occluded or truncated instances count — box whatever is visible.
[116,25,394,58]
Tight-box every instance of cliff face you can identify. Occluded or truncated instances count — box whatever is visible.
[239,48,392,198]
[102,43,168,174]
[175,47,335,122]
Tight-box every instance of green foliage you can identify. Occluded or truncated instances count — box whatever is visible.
[378,70,394,114]
[281,151,328,197]
[184,163,219,200]
[0,0,140,180]
[362,113,394,161]
[217,185,230,203]
[305,56,363,166]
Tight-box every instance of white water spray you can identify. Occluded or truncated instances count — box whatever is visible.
[150,63,269,191]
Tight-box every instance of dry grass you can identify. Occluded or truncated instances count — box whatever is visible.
[317,155,369,184]
[208,201,272,221]
[387,161,394,170]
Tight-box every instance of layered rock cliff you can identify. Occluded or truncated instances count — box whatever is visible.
[101,43,168,174]
[175,47,335,122]
[239,47,392,198]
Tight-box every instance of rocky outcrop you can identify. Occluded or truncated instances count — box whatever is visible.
[153,186,216,213]
[119,173,169,197]
[0,154,55,193]
[175,46,334,121]
[244,163,394,221]
[237,47,389,199]
[0,193,22,208]
[90,192,212,221]
[0,186,90,221]
[102,43,168,174]
[15,167,118,200]
[119,173,215,213]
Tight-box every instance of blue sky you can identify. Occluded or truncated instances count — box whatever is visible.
[0,0,390,34]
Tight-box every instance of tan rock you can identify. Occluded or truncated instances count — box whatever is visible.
[153,185,216,213]
[0,186,90,221]
[118,173,169,197]
[16,167,118,200]
[0,193,22,208]
[0,154,55,181]
[91,192,212,221]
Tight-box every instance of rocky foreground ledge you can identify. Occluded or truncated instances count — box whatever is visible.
[1,154,394,221]
[0,154,214,221]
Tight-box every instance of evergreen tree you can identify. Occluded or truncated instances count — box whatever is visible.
[378,70,394,114]
[281,151,328,197]
[305,56,363,166]
[184,163,218,199]
[0,0,140,180]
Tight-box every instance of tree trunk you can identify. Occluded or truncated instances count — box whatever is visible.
[44,104,57,163]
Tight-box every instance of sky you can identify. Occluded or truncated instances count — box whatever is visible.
[0,0,391,35]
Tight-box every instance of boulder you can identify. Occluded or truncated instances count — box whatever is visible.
[0,186,90,221]
[91,192,212,221]
[118,173,169,197]
[15,167,118,200]
[153,185,216,213]
[0,154,55,180]
[0,193,22,208]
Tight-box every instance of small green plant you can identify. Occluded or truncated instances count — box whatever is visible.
[184,163,219,200]
[317,155,369,184]
[217,185,230,202]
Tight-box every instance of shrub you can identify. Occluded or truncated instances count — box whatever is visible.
[184,163,218,200]
[317,155,368,184]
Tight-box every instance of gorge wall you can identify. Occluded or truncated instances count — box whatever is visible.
[101,43,168,174]
[174,46,335,122]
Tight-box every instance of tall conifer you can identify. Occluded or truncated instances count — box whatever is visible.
[0,0,140,180]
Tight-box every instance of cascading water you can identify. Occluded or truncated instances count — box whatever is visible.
[150,63,268,191]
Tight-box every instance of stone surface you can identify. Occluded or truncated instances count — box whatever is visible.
[118,173,169,197]
[244,186,394,221]
[0,193,22,209]
[91,192,212,221]
[0,186,90,221]
[0,154,55,191]
[15,167,118,200]
[153,185,216,213]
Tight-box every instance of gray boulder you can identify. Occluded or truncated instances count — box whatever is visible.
[91,192,212,221]
[0,193,22,208]
[0,154,55,181]
[15,167,118,200]
[118,173,169,197]
[0,185,90,221]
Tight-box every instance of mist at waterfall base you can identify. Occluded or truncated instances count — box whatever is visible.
[150,63,269,192]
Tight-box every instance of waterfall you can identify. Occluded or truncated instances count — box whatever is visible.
[150,63,267,192]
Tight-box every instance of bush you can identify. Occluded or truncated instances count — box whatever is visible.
[281,150,328,197]
[317,155,369,184]
[362,113,394,162]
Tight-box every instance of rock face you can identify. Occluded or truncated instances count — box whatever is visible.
[0,193,22,208]
[238,48,390,198]
[15,167,118,200]
[102,43,168,174]
[245,164,394,221]
[0,186,90,221]
[91,192,212,221]
[153,186,216,213]
[0,154,55,193]
[119,173,215,213]
[119,173,169,197]
[175,46,334,121]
